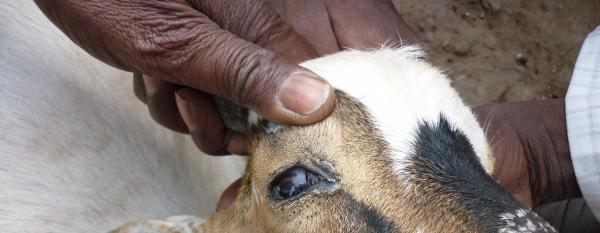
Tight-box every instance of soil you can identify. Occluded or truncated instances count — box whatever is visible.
[393,0,600,106]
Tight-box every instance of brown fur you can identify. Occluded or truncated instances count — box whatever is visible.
[199,92,480,233]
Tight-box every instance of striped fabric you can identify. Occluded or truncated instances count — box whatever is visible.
[566,25,600,220]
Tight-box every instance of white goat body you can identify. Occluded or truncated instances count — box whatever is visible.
[0,1,244,232]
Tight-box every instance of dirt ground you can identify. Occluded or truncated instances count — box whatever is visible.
[393,0,600,106]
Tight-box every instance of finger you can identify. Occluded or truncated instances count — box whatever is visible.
[283,0,341,55]
[285,0,420,52]
[37,0,336,125]
[186,0,336,123]
[175,88,236,155]
[188,0,334,128]
[227,133,249,155]
[157,4,335,126]
[166,29,335,126]
[326,0,421,47]
[142,75,189,133]
[133,73,147,103]
[38,0,336,125]
[217,178,243,211]
[187,0,317,63]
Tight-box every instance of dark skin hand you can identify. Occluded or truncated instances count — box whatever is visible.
[35,0,418,208]
[475,99,581,207]
[35,0,335,155]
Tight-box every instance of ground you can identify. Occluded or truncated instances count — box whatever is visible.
[394,0,600,106]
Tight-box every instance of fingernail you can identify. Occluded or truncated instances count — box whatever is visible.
[142,75,159,96]
[279,72,332,116]
[175,91,197,131]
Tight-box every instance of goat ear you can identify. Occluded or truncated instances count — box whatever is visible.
[214,97,251,134]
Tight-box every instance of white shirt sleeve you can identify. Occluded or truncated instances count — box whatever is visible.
[566,25,600,220]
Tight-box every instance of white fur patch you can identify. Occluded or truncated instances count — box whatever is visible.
[498,208,556,233]
[300,48,491,178]
[248,111,261,126]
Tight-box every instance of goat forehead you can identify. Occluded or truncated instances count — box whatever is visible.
[300,47,491,175]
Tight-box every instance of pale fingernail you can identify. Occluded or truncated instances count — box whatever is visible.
[142,75,159,96]
[175,91,197,131]
[279,72,332,116]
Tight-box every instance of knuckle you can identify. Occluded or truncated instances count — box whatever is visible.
[221,48,282,108]
[131,14,220,84]
[190,124,227,155]
[194,137,226,155]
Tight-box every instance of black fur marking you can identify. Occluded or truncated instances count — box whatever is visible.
[340,191,401,233]
[409,115,526,232]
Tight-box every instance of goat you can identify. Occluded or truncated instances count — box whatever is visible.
[114,48,557,233]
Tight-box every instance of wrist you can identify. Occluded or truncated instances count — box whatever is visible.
[514,99,581,205]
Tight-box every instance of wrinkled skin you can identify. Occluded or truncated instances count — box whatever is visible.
[130,0,420,155]
[34,0,335,155]
[35,0,419,156]
[475,99,582,207]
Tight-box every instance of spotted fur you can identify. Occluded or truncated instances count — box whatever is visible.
[498,209,556,233]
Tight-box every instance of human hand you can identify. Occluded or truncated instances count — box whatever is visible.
[35,0,335,155]
[474,99,582,207]
[130,0,420,156]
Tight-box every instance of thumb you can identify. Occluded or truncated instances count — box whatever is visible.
[173,29,336,125]
[37,0,335,125]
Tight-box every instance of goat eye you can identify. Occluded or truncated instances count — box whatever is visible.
[272,167,321,200]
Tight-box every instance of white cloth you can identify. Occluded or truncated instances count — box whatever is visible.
[566,25,600,220]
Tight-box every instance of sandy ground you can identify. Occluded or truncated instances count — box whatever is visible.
[394,0,600,106]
